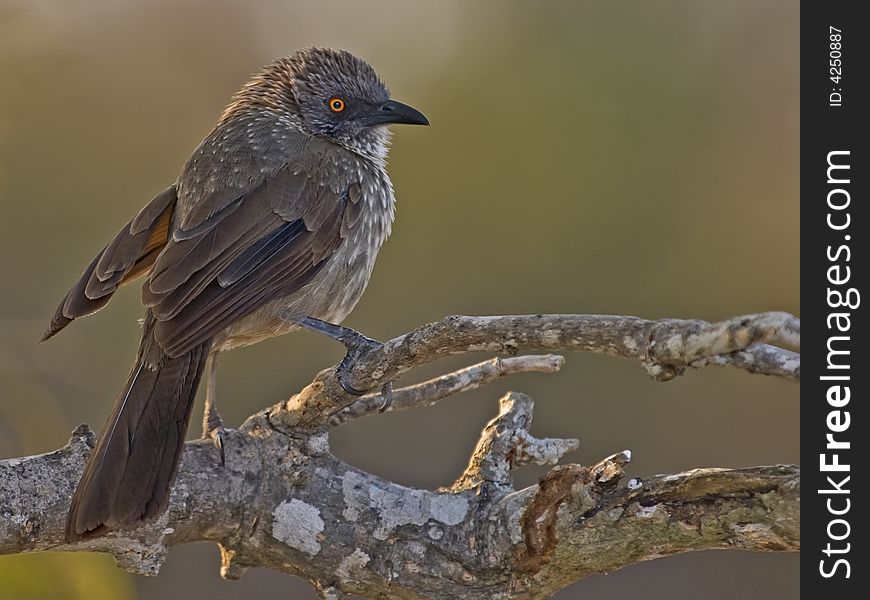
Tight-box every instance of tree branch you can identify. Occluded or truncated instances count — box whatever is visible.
[331,354,565,425]
[269,311,799,432]
[0,312,799,598]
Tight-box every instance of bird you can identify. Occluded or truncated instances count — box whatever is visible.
[42,47,429,541]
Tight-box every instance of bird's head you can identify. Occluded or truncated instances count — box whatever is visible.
[221,47,428,160]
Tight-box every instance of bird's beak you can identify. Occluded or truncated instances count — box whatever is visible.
[364,100,430,127]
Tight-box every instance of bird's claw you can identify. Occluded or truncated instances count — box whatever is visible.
[334,331,384,396]
[206,426,227,467]
[338,371,368,396]
[378,381,393,412]
[203,407,228,467]
[336,351,395,411]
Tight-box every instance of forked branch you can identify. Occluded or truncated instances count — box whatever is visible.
[0,312,800,599]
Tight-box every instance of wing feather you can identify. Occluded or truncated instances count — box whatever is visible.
[147,165,355,357]
[42,186,176,341]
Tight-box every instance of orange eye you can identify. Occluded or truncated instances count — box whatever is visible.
[328,97,346,113]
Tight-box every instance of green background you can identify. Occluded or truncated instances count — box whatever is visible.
[0,1,799,598]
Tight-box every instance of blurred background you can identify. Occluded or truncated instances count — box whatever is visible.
[0,0,798,598]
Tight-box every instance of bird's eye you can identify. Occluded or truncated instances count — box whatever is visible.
[328,97,346,113]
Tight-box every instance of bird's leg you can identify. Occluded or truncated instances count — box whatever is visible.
[299,317,393,408]
[201,352,227,466]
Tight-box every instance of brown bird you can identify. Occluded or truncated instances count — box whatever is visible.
[43,47,429,541]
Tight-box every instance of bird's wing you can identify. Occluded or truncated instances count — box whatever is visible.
[143,164,363,357]
[43,186,177,341]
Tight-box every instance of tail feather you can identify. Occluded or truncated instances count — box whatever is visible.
[66,313,209,540]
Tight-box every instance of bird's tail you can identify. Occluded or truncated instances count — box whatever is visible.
[66,312,210,541]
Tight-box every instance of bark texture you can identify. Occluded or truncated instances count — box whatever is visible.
[0,312,800,599]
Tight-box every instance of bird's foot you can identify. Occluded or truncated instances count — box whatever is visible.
[335,332,384,396]
[298,318,395,400]
[203,410,228,467]
[338,349,394,412]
